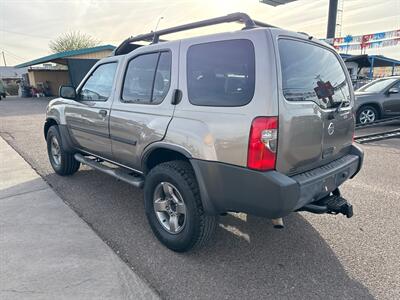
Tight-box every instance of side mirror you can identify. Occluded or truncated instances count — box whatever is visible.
[388,87,399,95]
[59,85,76,100]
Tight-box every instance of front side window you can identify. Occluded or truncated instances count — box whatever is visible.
[79,62,117,101]
[187,39,255,107]
[279,39,351,109]
[122,51,172,104]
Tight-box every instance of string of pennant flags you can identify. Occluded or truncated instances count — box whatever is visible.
[322,29,400,52]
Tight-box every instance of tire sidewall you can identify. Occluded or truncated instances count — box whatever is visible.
[144,164,201,251]
[46,126,65,174]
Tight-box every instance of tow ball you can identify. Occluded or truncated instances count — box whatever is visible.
[298,189,353,218]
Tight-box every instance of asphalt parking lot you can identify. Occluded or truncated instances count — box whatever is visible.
[1,97,399,299]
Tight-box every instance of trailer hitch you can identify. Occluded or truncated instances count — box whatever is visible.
[298,189,353,218]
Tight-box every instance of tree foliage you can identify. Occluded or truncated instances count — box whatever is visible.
[49,31,100,53]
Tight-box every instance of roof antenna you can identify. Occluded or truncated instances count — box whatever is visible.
[152,16,164,44]
[154,16,164,32]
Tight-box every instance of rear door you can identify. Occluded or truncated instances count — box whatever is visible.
[109,42,178,170]
[275,37,354,175]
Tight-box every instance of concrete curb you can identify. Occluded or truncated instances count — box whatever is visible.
[0,137,159,300]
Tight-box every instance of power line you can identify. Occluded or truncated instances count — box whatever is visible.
[0,48,27,60]
[0,29,53,40]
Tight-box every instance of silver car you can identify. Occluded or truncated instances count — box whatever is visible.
[44,13,363,252]
[355,76,400,124]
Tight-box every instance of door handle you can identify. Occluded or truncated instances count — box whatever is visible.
[99,109,108,117]
[171,89,182,105]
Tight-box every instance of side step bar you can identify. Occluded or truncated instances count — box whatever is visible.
[74,153,144,188]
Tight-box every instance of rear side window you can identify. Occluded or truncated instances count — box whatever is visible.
[122,51,171,104]
[152,52,172,103]
[279,39,350,109]
[357,78,398,93]
[187,39,255,107]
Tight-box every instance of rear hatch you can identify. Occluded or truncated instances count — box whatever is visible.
[275,37,354,175]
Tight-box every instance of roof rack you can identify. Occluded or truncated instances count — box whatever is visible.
[114,12,275,56]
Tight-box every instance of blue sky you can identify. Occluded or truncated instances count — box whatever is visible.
[0,0,399,66]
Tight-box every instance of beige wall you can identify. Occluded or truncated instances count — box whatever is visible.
[28,70,69,96]
[25,49,113,96]
[70,50,113,60]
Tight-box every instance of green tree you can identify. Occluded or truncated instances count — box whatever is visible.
[49,31,100,53]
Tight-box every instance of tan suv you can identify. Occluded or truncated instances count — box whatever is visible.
[44,13,364,252]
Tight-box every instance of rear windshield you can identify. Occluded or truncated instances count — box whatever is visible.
[279,39,350,109]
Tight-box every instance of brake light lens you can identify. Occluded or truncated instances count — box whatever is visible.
[247,117,278,171]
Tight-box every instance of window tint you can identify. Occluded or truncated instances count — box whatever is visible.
[80,63,117,101]
[152,52,172,103]
[279,39,350,109]
[122,51,171,104]
[187,39,255,107]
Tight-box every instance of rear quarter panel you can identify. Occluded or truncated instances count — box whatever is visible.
[165,29,279,167]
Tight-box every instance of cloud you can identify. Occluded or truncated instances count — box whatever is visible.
[0,0,399,65]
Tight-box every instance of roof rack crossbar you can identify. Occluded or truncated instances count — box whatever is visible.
[253,20,277,28]
[150,12,256,43]
[114,12,267,55]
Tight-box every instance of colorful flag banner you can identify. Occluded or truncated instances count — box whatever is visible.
[333,38,400,52]
[322,29,400,50]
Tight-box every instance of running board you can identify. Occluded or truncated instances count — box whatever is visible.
[74,153,144,188]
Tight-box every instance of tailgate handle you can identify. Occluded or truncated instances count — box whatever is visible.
[322,147,335,158]
[99,109,108,117]
[327,112,335,120]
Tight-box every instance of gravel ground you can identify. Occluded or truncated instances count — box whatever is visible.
[1,96,399,299]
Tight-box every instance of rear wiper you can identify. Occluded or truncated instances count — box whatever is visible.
[327,99,349,120]
[335,99,350,114]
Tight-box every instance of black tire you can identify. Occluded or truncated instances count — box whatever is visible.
[356,105,379,124]
[46,125,80,176]
[144,160,218,252]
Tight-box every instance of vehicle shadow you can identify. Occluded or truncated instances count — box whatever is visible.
[41,168,375,300]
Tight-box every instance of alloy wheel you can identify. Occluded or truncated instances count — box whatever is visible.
[359,109,376,124]
[153,182,187,234]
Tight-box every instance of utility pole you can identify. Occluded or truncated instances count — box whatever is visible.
[1,51,6,66]
[326,0,338,39]
[336,0,344,38]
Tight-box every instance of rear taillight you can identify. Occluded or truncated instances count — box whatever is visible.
[247,117,278,171]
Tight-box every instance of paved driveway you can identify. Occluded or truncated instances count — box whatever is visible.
[1,97,399,299]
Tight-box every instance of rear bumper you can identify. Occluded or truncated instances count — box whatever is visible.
[191,144,364,218]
